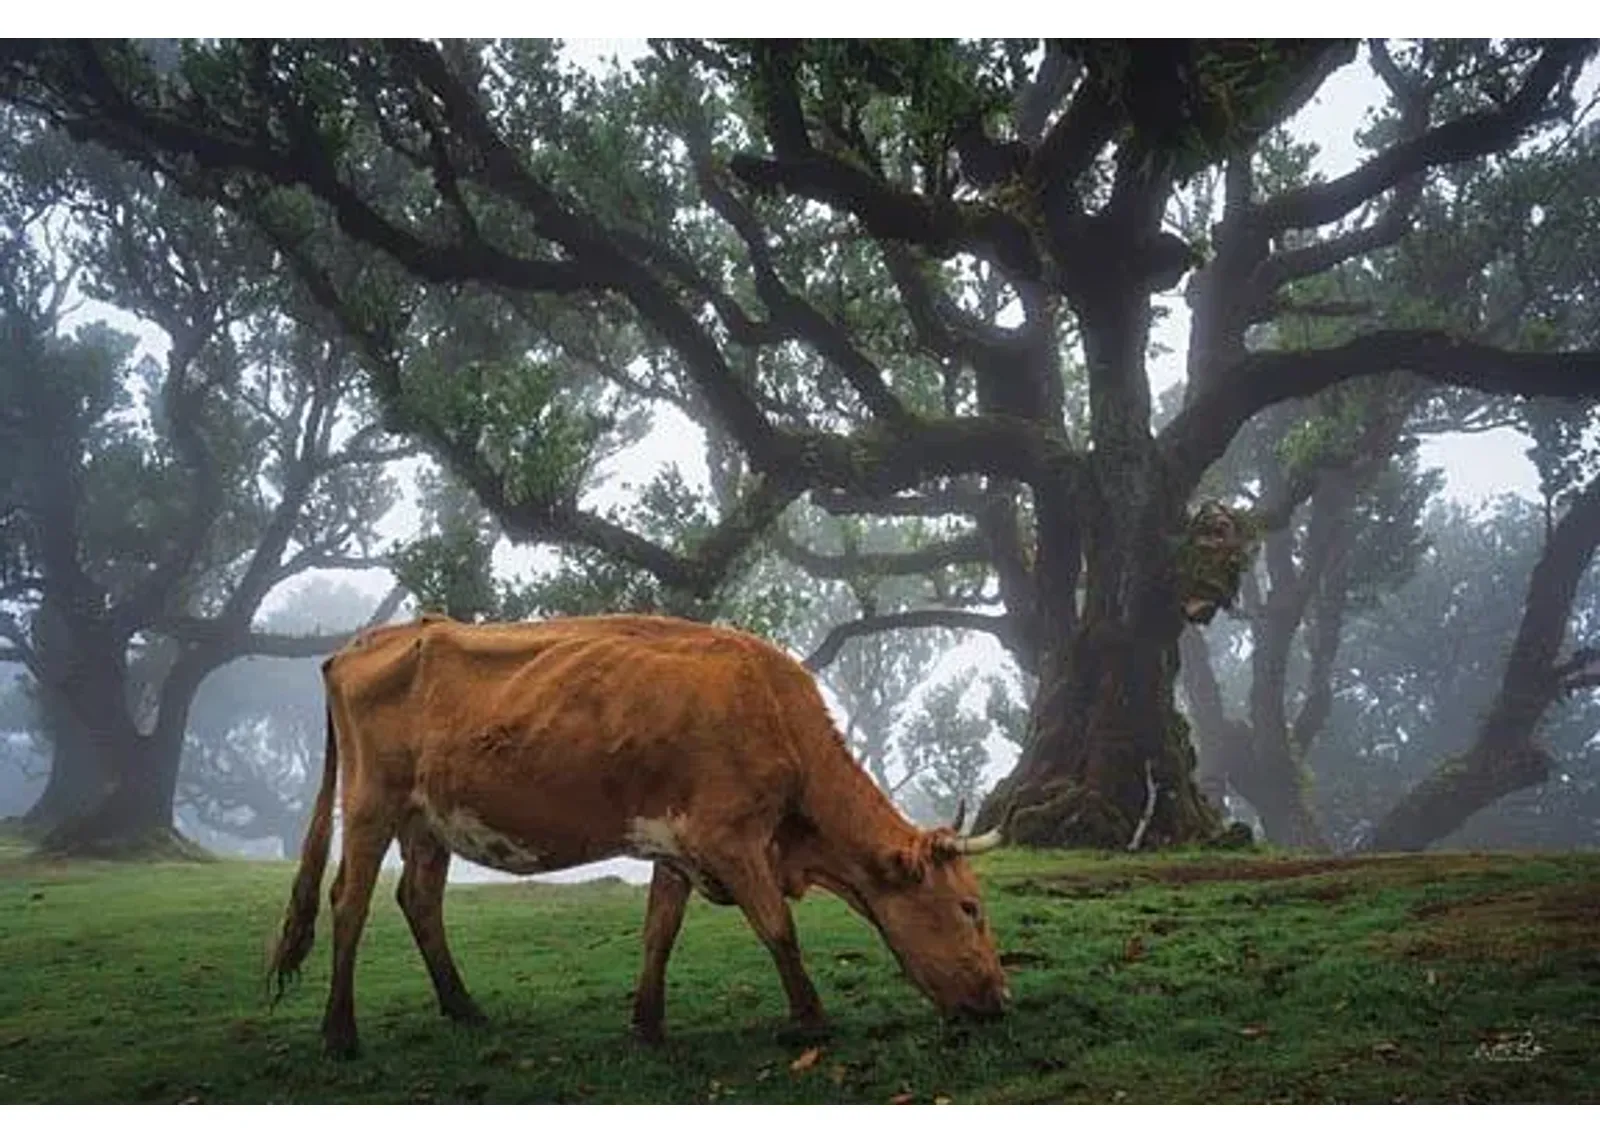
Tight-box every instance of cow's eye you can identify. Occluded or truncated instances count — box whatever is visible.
[960,899,983,925]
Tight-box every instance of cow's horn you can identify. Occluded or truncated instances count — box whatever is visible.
[951,799,967,835]
[950,827,1003,856]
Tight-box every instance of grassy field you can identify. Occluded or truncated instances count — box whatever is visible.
[1,834,1597,1104]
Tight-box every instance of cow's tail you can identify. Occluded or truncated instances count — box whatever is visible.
[267,702,339,1005]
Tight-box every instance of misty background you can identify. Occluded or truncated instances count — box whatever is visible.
[3,39,1597,881]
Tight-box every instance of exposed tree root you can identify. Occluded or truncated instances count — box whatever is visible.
[35,821,213,863]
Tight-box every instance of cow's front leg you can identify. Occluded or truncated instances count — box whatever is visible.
[706,847,828,1039]
[631,862,691,1045]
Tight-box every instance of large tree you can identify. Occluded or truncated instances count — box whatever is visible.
[0,124,407,853]
[7,40,1599,847]
[178,578,387,857]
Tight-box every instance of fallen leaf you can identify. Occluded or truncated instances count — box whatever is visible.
[934,1095,952,1105]
[1124,935,1146,962]
[1425,969,1438,987]
[1238,1024,1269,1039]
[790,1046,822,1074]
[1372,1040,1400,1057]
[888,1092,915,1104]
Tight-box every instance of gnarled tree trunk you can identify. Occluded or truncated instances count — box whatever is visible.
[980,288,1224,847]
[18,694,110,833]
[37,639,213,859]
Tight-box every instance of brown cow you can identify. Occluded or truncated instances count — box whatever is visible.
[268,613,1008,1057]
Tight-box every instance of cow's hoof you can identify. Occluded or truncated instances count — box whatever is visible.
[323,1036,361,1061]
[630,1021,667,1048]
[444,1000,489,1026]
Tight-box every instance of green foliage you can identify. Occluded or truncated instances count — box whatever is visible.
[390,528,498,622]
[402,356,603,510]
[3,845,1599,1101]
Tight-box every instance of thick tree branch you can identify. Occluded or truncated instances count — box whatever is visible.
[693,151,908,424]
[1253,40,1594,235]
[390,40,785,461]
[1366,462,1600,851]
[772,529,989,581]
[1163,331,1600,495]
[248,201,802,599]
[1014,44,1083,147]
[803,609,1012,673]
[809,483,991,519]
[730,150,1042,282]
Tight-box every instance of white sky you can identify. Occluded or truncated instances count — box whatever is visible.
[40,38,1582,880]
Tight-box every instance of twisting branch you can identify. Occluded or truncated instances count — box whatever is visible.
[728,152,1041,283]
[691,145,909,424]
[772,529,988,580]
[160,580,408,658]
[1163,331,1600,495]
[803,609,1013,673]
[244,200,802,599]
[387,40,785,462]
[1253,40,1594,235]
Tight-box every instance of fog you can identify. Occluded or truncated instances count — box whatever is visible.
[3,39,1597,881]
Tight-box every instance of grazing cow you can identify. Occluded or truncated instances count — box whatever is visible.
[269,613,1008,1057]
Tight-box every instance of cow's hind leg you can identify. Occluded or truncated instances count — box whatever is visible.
[706,847,827,1039]
[631,863,691,1045]
[396,814,486,1025]
[322,807,394,1059]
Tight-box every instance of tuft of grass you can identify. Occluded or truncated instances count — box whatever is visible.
[1,841,1597,1103]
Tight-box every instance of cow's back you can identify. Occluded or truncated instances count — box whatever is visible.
[323,615,810,870]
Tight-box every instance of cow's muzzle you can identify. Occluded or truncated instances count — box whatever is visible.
[951,983,1010,1023]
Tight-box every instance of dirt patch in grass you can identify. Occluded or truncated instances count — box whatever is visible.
[1378,884,1600,961]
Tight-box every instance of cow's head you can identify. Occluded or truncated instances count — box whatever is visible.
[779,804,1009,1020]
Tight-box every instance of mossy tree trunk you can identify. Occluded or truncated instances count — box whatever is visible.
[37,644,213,858]
[19,692,111,833]
[981,282,1221,847]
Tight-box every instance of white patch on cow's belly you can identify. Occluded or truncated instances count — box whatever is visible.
[422,802,547,874]
[625,815,685,861]
[625,815,735,906]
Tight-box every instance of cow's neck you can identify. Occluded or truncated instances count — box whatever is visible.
[793,742,921,882]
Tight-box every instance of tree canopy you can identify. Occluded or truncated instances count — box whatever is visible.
[3,39,1599,851]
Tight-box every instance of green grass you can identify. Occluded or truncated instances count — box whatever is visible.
[2,834,1598,1103]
